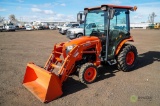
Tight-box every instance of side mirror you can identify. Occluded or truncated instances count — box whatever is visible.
[109,9,115,19]
[77,13,83,22]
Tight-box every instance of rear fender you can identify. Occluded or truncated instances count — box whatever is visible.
[115,36,134,55]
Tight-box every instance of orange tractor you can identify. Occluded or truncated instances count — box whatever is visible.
[23,4,138,102]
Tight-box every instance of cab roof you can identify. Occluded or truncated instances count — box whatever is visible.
[84,4,133,10]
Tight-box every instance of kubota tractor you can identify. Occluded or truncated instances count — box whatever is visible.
[23,4,138,103]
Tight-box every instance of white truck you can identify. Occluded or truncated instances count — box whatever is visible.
[66,23,97,39]
[57,23,68,29]
[66,24,84,39]
[49,24,56,30]
[4,23,16,31]
[59,23,80,35]
[26,25,34,31]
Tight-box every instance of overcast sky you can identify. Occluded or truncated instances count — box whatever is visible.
[0,0,160,23]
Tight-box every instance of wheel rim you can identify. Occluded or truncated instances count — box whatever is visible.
[78,34,82,38]
[84,67,96,82]
[126,51,135,65]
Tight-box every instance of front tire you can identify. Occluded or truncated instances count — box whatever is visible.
[77,33,83,38]
[79,63,98,84]
[117,44,137,72]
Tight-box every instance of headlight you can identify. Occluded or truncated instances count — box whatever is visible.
[67,45,75,51]
[70,31,75,34]
[66,45,75,54]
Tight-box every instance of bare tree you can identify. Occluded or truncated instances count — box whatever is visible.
[0,16,5,23]
[8,14,19,24]
[148,12,157,24]
[9,14,16,21]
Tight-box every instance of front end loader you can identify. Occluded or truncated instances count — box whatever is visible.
[23,4,138,103]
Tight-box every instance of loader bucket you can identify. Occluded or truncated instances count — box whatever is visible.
[23,63,63,103]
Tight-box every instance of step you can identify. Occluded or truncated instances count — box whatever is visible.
[51,64,61,69]
[55,57,63,63]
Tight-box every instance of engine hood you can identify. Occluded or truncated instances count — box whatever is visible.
[67,28,83,32]
[61,26,70,30]
[64,36,100,47]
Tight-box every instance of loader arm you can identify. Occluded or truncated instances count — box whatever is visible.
[58,40,102,83]
[45,38,102,83]
[44,42,65,72]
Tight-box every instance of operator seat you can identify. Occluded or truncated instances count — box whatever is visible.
[90,30,106,45]
[109,29,119,42]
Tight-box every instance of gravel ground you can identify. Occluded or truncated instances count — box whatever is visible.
[0,29,160,106]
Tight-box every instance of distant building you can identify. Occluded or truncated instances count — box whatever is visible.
[130,23,154,29]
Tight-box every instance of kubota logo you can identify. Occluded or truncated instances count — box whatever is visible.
[130,95,138,103]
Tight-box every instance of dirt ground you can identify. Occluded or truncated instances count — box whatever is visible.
[0,29,160,106]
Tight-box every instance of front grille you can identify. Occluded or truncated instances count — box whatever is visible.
[67,31,71,34]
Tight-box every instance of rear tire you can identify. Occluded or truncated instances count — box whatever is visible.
[79,63,98,84]
[117,44,137,72]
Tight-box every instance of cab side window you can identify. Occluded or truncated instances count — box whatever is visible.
[110,9,128,32]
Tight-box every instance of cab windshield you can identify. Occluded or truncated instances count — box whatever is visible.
[84,8,130,36]
[79,24,85,28]
[7,23,14,26]
[66,24,72,27]
[84,9,105,36]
